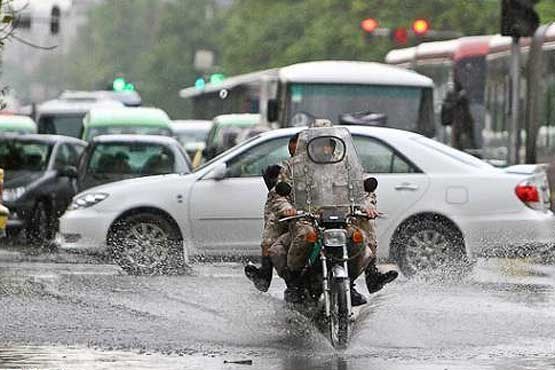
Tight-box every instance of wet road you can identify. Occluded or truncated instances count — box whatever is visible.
[1,249,555,369]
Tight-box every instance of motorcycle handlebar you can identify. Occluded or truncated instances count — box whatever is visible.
[279,210,386,223]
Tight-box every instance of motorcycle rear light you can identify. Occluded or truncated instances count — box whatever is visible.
[515,183,539,205]
[351,229,364,244]
[306,229,318,244]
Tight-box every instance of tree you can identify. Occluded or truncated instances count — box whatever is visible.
[220,0,503,75]
[139,0,219,117]
[64,0,218,117]
[0,0,17,108]
[65,0,164,91]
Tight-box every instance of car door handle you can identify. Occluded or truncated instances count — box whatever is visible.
[394,182,419,191]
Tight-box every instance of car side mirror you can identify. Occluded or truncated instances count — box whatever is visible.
[58,165,78,178]
[267,99,278,123]
[275,181,292,196]
[204,163,227,181]
[364,177,378,193]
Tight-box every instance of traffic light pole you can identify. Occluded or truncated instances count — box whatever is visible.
[509,37,521,165]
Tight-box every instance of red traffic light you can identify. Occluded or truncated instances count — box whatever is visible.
[360,18,379,33]
[412,19,430,36]
[392,27,408,44]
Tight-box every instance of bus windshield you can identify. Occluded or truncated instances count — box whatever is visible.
[38,114,85,138]
[286,83,433,134]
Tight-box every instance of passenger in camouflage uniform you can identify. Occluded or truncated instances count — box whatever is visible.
[244,134,299,292]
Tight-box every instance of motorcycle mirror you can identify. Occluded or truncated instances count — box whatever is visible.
[364,177,378,193]
[275,181,292,196]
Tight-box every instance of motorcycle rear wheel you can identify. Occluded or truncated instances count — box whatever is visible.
[328,278,350,348]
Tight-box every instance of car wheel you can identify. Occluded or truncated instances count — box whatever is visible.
[26,201,54,247]
[108,212,185,275]
[393,216,468,278]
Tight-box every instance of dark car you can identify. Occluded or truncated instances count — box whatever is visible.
[0,134,87,245]
[76,135,191,192]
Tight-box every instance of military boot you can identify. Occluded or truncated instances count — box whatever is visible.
[350,282,367,307]
[244,256,273,292]
[282,269,305,304]
[365,260,399,294]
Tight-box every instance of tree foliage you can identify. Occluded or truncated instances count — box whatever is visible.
[220,0,503,75]
[64,0,218,117]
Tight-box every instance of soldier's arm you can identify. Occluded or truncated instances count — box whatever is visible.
[269,163,295,216]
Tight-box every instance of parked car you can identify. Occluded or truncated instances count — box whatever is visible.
[169,120,212,160]
[37,98,123,138]
[76,135,191,192]
[198,114,262,165]
[57,126,554,276]
[0,168,7,238]
[0,115,37,134]
[1,134,87,245]
[81,107,173,142]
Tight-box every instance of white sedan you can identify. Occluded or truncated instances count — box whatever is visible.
[57,126,554,276]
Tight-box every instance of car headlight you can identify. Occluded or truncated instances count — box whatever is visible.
[323,229,347,247]
[2,187,26,202]
[68,193,109,210]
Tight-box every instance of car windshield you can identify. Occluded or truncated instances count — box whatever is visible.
[86,126,172,141]
[0,140,52,171]
[38,114,85,138]
[86,142,175,176]
[287,83,425,131]
[413,136,494,169]
[194,132,265,172]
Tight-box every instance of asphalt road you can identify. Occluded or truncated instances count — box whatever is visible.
[0,247,555,370]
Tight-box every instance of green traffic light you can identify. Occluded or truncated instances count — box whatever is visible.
[209,73,225,85]
[194,77,206,90]
[113,77,126,92]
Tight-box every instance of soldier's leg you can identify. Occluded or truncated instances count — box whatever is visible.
[359,222,398,294]
[269,232,291,278]
[245,216,284,292]
[287,221,315,272]
[345,226,373,307]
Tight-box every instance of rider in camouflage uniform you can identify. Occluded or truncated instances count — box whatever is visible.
[245,134,299,292]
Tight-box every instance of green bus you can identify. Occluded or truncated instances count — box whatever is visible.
[0,115,37,134]
[81,107,173,142]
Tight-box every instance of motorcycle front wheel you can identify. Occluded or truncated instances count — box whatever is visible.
[328,278,350,348]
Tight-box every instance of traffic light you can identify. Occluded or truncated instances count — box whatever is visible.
[391,27,408,45]
[412,19,430,37]
[501,0,540,38]
[194,77,206,90]
[112,77,135,92]
[112,77,126,92]
[209,73,226,85]
[50,5,60,35]
[360,18,378,41]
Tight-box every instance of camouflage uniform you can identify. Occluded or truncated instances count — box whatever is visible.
[260,159,293,258]
[268,161,377,281]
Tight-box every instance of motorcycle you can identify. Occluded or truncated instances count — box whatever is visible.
[276,178,377,348]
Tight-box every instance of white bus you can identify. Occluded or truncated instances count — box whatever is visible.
[179,60,436,136]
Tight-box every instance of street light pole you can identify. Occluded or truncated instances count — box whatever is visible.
[509,36,521,165]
